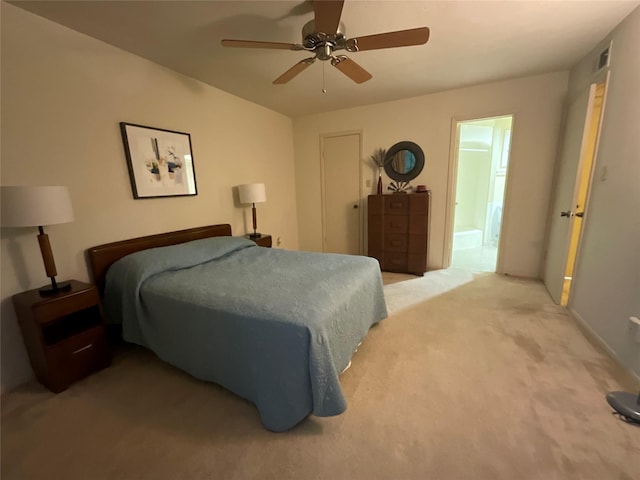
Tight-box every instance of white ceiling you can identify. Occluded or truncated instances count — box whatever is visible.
[11,0,640,118]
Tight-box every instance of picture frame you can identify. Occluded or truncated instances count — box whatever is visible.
[120,122,198,199]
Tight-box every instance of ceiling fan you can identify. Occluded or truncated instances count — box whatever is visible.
[221,0,430,85]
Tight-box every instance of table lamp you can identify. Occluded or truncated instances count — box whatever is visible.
[1,186,75,296]
[238,183,266,238]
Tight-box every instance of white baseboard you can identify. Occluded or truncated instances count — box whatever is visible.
[569,306,640,384]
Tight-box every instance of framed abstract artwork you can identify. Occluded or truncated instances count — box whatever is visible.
[120,122,198,199]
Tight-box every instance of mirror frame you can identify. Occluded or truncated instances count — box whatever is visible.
[383,141,425,182]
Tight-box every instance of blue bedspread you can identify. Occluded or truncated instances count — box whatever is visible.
[103,237,387,431]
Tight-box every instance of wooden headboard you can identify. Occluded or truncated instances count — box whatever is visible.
[87,224,232,294]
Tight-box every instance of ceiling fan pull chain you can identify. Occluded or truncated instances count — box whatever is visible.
[322,62,327,94]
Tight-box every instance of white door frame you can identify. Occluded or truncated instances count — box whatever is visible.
[443,112,517,273]
[566,77,608,308]
[543,73,609,305]
[542,85,595,302]
[319,130,364,254]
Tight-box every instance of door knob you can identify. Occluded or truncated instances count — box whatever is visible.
[575,212,584,218]
[353,204,359,209]
[560,210,573,217]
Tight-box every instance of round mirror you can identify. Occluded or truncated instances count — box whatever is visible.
[383,141,425,182]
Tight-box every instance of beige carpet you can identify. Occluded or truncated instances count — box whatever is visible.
[2,270,639,480]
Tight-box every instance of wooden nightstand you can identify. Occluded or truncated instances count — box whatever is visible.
[246,234,272,248]
[12,280,111,393]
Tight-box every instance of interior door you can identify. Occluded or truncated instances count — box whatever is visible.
[543,85,595,303]
[321,133,361,255]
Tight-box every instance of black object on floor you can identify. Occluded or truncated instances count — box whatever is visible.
[606,391,640,426]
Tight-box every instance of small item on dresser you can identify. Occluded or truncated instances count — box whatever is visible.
[416,185,427,192]
[388,181,413,193]
[370,147,389,195]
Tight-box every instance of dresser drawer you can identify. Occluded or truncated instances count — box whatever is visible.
[408,233,428,253]
[409,194,429,215]
[384,215,408,233]
[408,215,428,235]
[384,233,408,252]
[408,253,427,276]
[368,194,384,214]
[385,195,409,214]
[368,230,384,252]
[383,252,408,272]
[368,214,384,234]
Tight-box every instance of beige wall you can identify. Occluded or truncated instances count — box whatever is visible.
[293,72,569,277]
[567,6,640,377]
[0,4,299,392]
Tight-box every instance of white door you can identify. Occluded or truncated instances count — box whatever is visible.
[321,133,361,255]
[543,85,595,303]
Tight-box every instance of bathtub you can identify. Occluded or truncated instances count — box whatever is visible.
[453,229,483,250]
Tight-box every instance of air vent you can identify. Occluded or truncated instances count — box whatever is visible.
[593,41,612,73]
[598,47,610,70]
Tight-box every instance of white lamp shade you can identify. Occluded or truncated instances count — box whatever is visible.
[1,186,75,227]
[238,183,267,205]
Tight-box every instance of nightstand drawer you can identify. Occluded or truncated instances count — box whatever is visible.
[45,325,110,392]
[32,287,101,325]
[41,304,103,346]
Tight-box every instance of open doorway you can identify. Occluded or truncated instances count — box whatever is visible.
[449,115,513,272]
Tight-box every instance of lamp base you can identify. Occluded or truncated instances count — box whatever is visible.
[39,281,72,297]
[248,232,262,239]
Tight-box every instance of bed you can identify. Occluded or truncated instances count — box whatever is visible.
[88,224,387,431]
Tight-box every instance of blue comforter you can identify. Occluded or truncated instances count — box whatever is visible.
[103,237,387,431]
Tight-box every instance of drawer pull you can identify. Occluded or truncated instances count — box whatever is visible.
[72,344,93,355]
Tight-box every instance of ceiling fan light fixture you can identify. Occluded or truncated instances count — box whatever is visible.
[317,43,334,61]
[302,20,346,49]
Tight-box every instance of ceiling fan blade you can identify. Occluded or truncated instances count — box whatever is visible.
[221,39,304,51]
[348,27,430,52]
[331,56,372,84]
[273,58,316,84]
[313,0,344,35]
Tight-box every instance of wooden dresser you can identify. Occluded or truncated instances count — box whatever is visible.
[368,192,431,276]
